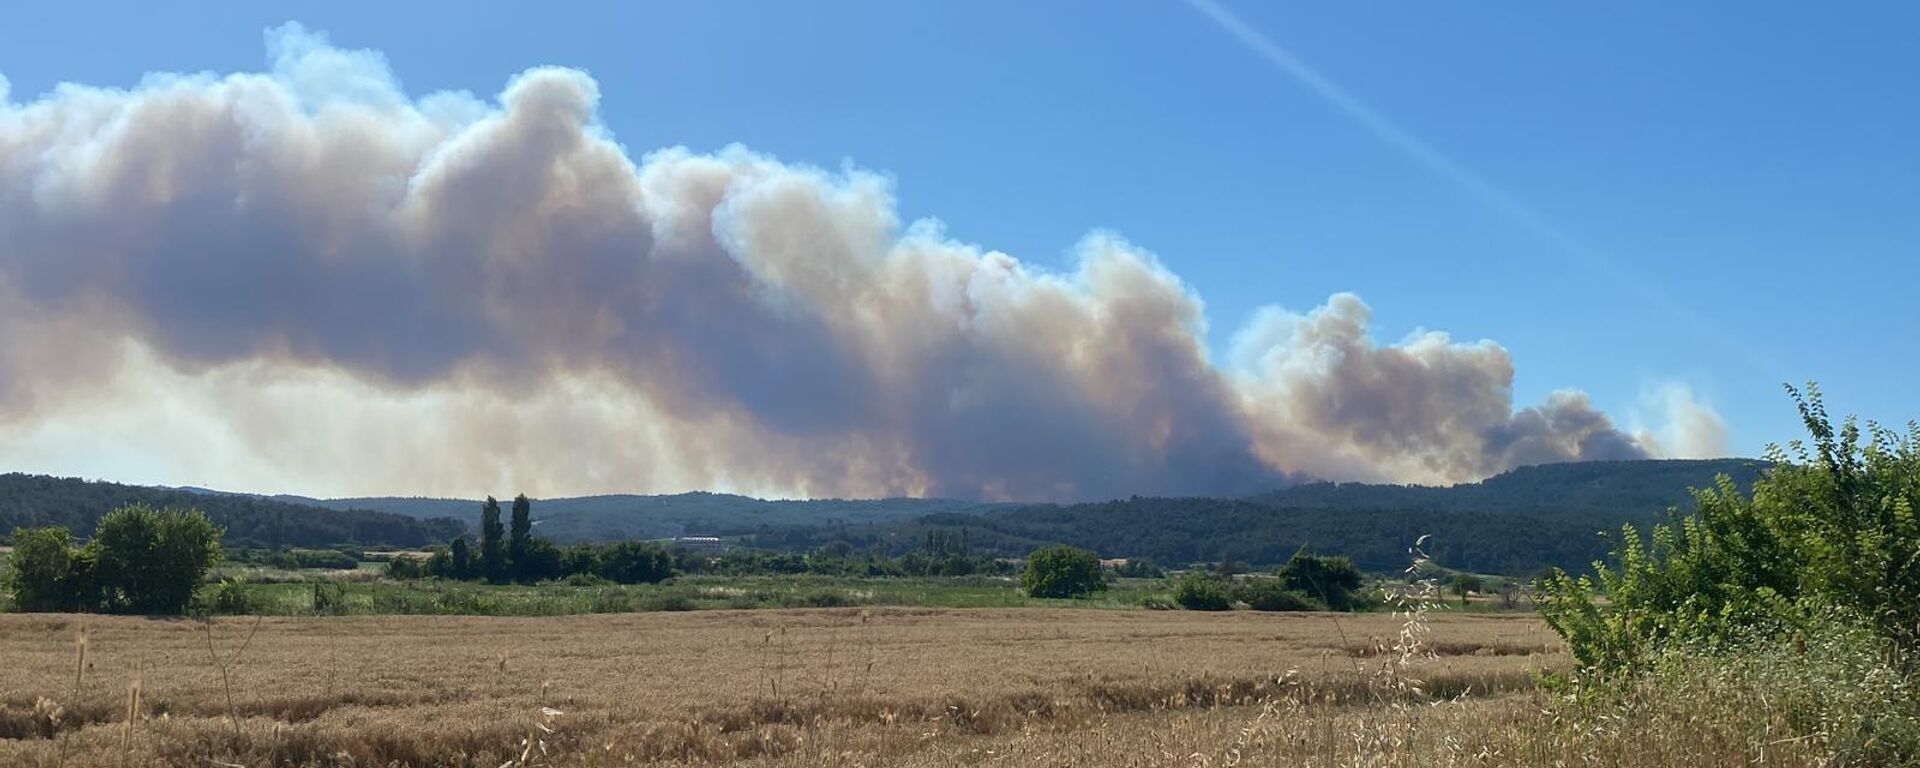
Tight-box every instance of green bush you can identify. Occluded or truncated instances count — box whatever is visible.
[1236,578,1322,612]
[1276,551,1363,611]
[311,582,348,615]
[598,541,676,584]
[4,504,221,615]
[2,527,91,612]
[1540,385,1920,672]
[1173,571,1233,611]
[384,556,428,580]
[562,572,611,587]
[1020,546,1106,599]
[204,579,254,615]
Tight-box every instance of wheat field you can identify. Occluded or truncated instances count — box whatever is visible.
[0,608,1595,767]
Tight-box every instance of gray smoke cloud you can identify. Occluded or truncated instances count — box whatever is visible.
[0,26,1724,499]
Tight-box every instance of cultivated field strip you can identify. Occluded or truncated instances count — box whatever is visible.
[0,609,1560,766]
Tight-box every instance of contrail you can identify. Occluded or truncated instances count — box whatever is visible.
[1182,0,1786,379]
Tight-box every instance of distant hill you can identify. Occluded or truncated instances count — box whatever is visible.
[0,474,465,548]
[738,459,1771,575]
[280,491,1017,542]
[3,458,1767,574]
[1245,459,1769,524]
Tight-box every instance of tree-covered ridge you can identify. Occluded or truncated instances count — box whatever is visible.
[282,491,1017,542]
[1246,458,1768,523]
[806,501,1611,575]
[749,459,1768,575]
[0,474,464,548]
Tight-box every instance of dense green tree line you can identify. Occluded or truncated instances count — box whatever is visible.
[406,496,678,585]
[1171,552,1366,612]
[744,460,1759,575]
[4,503,222,614]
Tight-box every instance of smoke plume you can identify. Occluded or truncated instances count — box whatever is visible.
[0,26,1723,499]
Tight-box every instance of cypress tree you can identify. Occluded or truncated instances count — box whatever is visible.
[508,494,532,582]
[479,497,506,584]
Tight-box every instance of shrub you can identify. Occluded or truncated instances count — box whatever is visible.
[4,504,221,615]
[91,504,223,614]
[1449,573,1484,606]
[311,582,348,615]
[599,541,675,584]
[1276,551,1363,611]
[1236,578,1322,612]
[2,527,91,612]
[1540,384,1920,672]
[1020,546,1105,599]
[385,556,428,580]
[562,572,611,587]
[1173,571,1233,611]
[204,578,254,615]
[588,587,635,613]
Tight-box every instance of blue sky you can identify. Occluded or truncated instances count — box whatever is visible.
[3,1,1915,462]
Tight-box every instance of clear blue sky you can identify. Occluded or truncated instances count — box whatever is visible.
[3,1,1915,457]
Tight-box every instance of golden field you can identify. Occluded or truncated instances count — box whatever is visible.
[0,608,1826,767]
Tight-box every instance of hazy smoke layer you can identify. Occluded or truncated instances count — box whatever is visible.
[0,26,1724,499]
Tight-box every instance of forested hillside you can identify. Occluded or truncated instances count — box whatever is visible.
[747,459,1770,574]
[289,491,1015,541]
[0,474,464,548]
[3,459,1764,571]
[1247,458,1768,523]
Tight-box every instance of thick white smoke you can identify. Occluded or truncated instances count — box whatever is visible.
[0,26,1722,499]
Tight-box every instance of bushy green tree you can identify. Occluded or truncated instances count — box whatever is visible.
[3,527,91,612]
[560,544,601,578]
[1173,571,1233,611]
[4,504,220,615]
[516,538,564,583]
[598,541,675,584]
[1020,546,1105,598]
[1276,551,1364,611]
[1540,384,1920,672]
[91,504,222,614]
[479,497,506,584]
[1450,573,1485,606]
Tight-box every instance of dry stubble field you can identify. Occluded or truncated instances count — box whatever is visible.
[1,608,1568,767]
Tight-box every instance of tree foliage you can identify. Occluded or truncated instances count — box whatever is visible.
[508,494,533,581]
[1020,545,1105,598]
[1172,571,1233,611]
[479,497,506,584]
[1540,384,1920,672]
[4,503,221,615]
[1276,551,1364,610]
[3,527,88,612]
[1235,578,1321,611]
[596,541,676,584]
[0,473,461,549]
